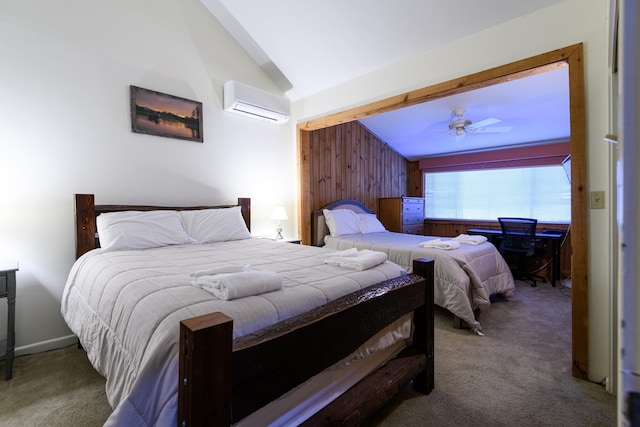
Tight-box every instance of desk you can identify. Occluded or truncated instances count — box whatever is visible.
[467,228,564,287]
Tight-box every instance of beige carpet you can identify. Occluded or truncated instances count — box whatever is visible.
[0,280,616,426]
[367,280,616,427]
[0,345,111,426]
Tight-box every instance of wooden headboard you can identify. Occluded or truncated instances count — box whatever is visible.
[74,194,251,259]
[310,199,374,247]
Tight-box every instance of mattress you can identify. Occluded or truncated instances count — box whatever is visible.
[61,238,407,426]
[323,232,515,333]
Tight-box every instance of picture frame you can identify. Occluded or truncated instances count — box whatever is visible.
[130,85,203,142]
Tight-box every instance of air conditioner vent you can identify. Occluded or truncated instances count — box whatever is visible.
[223,80,290,124]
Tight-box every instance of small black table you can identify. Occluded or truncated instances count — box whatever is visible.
[0,262,18,380]
[467,228,564,287]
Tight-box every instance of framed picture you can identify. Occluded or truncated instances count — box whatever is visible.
[130,85,203,142]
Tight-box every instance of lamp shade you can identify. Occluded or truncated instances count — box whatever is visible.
[270,206,288,221]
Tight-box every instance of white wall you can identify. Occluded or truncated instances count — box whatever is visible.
[0,0,296,354]
[293,0,613,383]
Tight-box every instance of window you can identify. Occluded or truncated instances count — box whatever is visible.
[424,166,571,222]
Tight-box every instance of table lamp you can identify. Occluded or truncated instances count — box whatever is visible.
[270,206,288,239]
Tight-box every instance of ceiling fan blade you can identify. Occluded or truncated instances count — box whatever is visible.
[468,117,500,129]
[473,126,513,133]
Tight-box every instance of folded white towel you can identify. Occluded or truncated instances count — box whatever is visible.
[329,248,359,257]
[191,264,250,277]
[192,270,283,300]
[324,249,388,271]
[419,238,461,250]
[453,234,488,245]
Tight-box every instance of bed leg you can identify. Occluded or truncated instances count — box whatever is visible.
[452,315,463,329]
[179,312,233,427]
[411,258,435,394]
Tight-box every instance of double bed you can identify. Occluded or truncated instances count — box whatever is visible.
[62,194,435,426]
[311,199,515,334]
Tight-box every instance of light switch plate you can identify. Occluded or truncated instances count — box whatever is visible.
[590,191,605,209]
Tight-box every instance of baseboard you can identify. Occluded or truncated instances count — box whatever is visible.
[15,335,78,357]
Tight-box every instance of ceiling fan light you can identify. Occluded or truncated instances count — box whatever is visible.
[448,117,471,136]
[449,119,471,130]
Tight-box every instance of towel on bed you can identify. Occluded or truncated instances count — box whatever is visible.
[190,264,250,277]
[453,234,488,245]
[324,249,388,271]
[418,238,461,250]
[326,248,359,257]
[191,270,283,300]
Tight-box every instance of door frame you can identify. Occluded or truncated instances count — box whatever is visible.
[297,43,588,378]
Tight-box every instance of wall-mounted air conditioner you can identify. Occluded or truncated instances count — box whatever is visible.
[223,80,290,124]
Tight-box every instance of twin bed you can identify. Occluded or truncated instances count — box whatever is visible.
[311,199,516,334]
[62,194,435,426]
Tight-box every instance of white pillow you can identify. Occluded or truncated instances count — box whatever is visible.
[358,213,387,233]
[97,210,197,251]
[179,206,251,243]
[323,208,360,237]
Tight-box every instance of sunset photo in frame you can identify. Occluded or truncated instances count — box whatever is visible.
[130,85,203,142]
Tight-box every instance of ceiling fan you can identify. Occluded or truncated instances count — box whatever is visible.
[447,107,512,137]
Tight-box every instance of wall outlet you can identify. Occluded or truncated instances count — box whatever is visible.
[590,190,605,209]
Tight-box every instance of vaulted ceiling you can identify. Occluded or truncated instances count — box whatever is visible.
[201,0,569,159]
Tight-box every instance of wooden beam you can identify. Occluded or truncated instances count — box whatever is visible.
[296,43,588,380]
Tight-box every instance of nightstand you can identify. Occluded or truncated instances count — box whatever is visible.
[0,261,18,380]
[278,238,301,244]
[255,236,301,244]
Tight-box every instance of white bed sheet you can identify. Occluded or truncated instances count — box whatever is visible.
[61,238,408,426]
[323,232,515,332]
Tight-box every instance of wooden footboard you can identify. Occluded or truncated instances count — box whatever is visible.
[179,258,435,426]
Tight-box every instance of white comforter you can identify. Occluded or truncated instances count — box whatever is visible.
[323,232,515,332]
[61,238,406,426]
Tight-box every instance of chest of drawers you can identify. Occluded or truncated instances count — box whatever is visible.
[378,197,425,235]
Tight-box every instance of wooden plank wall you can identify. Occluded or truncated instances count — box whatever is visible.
[306,121,421,213]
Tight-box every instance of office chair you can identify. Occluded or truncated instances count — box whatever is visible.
[498,217,547,287]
